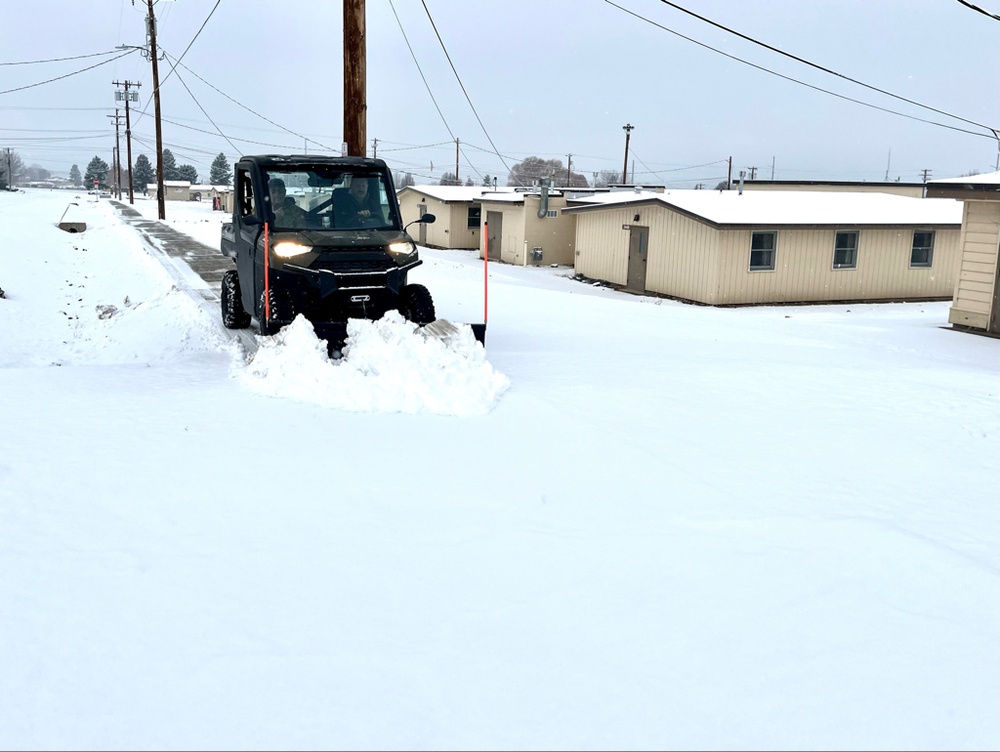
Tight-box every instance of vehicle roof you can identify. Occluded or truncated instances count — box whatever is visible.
[237,154,389,171]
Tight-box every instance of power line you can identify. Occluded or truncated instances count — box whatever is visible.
[160,52,240,154]
[0,49,136,96]
[156,55,339,153]
[654,0,997,132]
[386,1,459,144]
[419,0,507,184]
[955,0,1000,21]
[603,0,997,141]
[155,0,222,91]
[0,50,123,66]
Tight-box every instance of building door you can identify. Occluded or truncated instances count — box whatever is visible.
[487,211,502,261]
[626,226,649,292]
[417,203,427,245]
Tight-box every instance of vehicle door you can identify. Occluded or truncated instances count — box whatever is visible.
[234,165,263,315]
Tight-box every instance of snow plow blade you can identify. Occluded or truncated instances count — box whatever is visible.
[309,319,486,355]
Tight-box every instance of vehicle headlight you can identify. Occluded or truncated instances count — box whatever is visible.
[387,241,416,258]
[272,241,311,258]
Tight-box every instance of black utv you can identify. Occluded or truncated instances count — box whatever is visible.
[220,155,438,346]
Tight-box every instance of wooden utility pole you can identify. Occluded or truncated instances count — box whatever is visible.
[566,154,572,186]
[343,0,366,157]
[114,80,140,204]
[146,0,165,219]
[621,123,634,184]
[107,110,124,199]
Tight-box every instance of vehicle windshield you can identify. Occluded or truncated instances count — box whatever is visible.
[263,167,400,232]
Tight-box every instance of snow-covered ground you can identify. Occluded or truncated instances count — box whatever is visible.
[1,189,997,750]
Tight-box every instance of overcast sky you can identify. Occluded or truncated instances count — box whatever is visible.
[1,0,997,186]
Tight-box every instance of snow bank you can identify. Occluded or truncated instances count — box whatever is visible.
[239,312,510,416]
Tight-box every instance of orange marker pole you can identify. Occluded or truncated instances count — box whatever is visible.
[264,221,271,326]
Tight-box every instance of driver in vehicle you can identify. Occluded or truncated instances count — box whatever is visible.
[268,177,307,228]
[340,176,384,227]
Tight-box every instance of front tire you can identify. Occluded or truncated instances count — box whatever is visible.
[221,269,251,329]
[398,283,435,324]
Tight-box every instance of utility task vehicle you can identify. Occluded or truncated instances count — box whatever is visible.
[220,155,483,348]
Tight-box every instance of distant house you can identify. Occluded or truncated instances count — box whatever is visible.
[397,185,515,249]
[561,189,963,305]
[477,188,577,266]
[925,171,1000,335]
[149,180,191,202]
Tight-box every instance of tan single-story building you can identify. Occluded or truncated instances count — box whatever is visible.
[925,171,1000,335]
[156,180,191,201]
[477,188,577,266]
[561,189,963,306]
[397,185,517,249]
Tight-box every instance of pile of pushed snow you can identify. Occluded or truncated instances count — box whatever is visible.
[239,312,510,416]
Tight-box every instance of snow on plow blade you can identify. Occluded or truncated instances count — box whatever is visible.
[311,319,486,355]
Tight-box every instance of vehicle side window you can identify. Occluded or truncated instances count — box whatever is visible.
[238,169,255,217]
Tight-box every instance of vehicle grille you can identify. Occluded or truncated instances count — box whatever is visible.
[311,257,393,273]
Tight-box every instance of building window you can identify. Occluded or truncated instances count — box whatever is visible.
[749,231,777,271]
[833,230,858,269]
[467,205,481,229]
[910,230,934,267]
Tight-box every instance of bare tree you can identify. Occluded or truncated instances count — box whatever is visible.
[593,169,621,188]
[508,156,589,188]
[0,149,25,189]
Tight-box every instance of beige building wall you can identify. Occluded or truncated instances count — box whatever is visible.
[574,203,721,300]
[523,196,575,266]
[397,192,480,249]
[715,226,961,304]
[948,200,1000,329]
[443,201,480,250]
[643,207,721,303]
[499,204,527,265]
[573,208,632,285]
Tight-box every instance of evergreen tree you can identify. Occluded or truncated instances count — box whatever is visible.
[438,171,459,186]
[209,153,231,185]
[133,154,154,193]
[83,156,110,188]
[69,164,82,187]
[160,149,180,181]
[176,164,198,183]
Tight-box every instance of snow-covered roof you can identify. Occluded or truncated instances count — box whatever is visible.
[562,189,962,226]
[162,180,191,187]
[400,185,517,203]
[477,189,569,205]
[927,170,1000,186]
